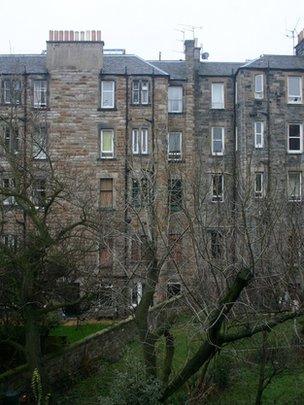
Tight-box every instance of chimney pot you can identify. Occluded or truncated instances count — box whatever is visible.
[49,30,53,41]
[92,30,96,41]
[64,30,69,41]
[70,30,74,41]
[54,30,59,41]
[59,30,63,41]
[80,31,85,41]
[86,30,90,41]
[97,31,101,41]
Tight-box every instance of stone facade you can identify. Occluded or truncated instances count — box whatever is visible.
[1,29,304,315]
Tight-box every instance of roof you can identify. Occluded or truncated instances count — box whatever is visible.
[148,61,187,80]
[0,53,303,77]
[0,54,47,74]
[199,62,243,76]
[102,55,168,76]
[241,55,304,70]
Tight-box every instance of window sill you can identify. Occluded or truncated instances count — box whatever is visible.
[130,104,151,107]
[168,111,184,115]
[97,107,117,111]
[168,158,184,163]
[287,151,302,155]
[132,153,149,157]
[210,107,225,110]
[98,207,116,212]
[211,154,224,157]
[287,102,303,105]
[97,157,117,161]
[33,106,49,111]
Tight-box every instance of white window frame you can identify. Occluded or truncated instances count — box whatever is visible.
[255,172,264,199]
[288,172,302,202]
[141,81,149,105]
[33,80,47,108]
[288,123,303,154]
[168,86,183,113]
[235,127,238,152]
[287,76,302,104]
[131,282,143,307]
[168,132,182,160]
[254,74,264,99]
[101,80,115,109]
[211,127,225,156]
[211,83,225,109]
[100,129,114,158]
[33,126,47,160]
[132,128,148,155]
[254,122,264,148]
[211,174,224,203]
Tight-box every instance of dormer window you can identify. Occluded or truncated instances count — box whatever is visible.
[132,80,151,105]
[288,76,302,104]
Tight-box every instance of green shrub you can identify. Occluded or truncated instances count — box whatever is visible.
[101,356,162,405]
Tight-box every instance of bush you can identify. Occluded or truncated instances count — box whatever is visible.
[101,356,162,405]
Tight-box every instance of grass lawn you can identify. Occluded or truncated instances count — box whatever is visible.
[54,316,304,404]
[50,320,114,344]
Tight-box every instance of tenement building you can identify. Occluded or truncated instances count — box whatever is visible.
[1,30,304,316]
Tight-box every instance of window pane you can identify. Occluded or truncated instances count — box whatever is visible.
[288,173,301,200]
[132,129,139,153]
[100,179,113,208]
[255,75,263,93]
[212,83,224,108]
[101,130,113,156]
[101,81,114,107]
[141,129,148,153]
[288,77,301,96]
[168,86,183,112]
[289,124,300,137]
[33,127,47,159]
[169,133,181,153]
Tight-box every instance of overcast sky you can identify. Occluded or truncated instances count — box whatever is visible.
[0,0,304,62]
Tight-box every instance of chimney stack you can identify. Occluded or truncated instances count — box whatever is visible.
[47,29,104,71]
[295,29,304,56]
[48,30,102,42]
[184,39,201,63]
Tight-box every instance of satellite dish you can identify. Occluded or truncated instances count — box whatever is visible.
[201,52,209,60]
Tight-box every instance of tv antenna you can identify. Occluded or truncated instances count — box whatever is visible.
[286,18,300,54]
[178,24,203,39]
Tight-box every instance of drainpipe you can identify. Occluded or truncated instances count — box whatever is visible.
[232,69,237,265]
[124,67,129,271]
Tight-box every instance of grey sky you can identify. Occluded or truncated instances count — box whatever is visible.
[1,0,303,62]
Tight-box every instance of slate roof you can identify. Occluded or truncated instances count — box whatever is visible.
[241,54,304,70]
[148,61,187,80]
[199,62,243,76]
[0,53,303,77]
[102,55,168,76]
[0,54,47,74]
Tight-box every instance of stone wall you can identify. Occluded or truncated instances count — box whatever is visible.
[0,296,186,392]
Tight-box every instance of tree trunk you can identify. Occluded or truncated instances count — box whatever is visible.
[24,307,43,377]
[255,331,268,405]
[161,267,253,402]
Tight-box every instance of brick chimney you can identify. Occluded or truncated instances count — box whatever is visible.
[46,30,104,71]
[295,29,304,56]
[184,39,201,63]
